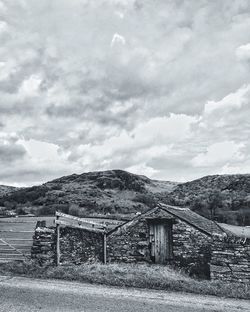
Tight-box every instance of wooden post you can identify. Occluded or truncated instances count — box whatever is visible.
[56,214,60,266]
[103,232,107,264]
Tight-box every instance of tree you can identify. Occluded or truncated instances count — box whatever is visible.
[207,191,223,221]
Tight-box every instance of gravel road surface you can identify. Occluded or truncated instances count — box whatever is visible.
[0,275,249,312]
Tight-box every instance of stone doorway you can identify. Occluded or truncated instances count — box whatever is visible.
[148,219,173,264]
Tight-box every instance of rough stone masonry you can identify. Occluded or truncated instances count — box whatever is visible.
[210,235,250,283]
[31,206,250,283]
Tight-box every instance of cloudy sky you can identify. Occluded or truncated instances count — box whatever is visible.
[0,0,250,186]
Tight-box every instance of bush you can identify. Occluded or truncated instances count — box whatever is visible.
[69,204,80,216]
[132,194,156,208]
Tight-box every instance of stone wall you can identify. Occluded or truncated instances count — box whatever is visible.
[107,219,151,263]
[31,221,55,266]
[210,235,250,283]
[30,220,250,283]
[31,222,104,265]
[172,219,212,277]
[59,227,104,264]
[107,217,212,277]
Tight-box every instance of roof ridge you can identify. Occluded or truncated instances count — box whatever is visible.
[159,203,223,236]
[160,204,190,211]
[107,206,162,235]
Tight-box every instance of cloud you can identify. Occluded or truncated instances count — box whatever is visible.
[191,141,245,167]
[196,84,250,143]
[0,0,250,185]
[0,132,27,162]
[18,75,42,99]
[236,43,250,61]
[0,20,8,34]
[204,85,250,115]
[110,33,126,47]
[0,137,77,186]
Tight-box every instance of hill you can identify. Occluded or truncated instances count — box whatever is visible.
[1,171,250,225]
[163,174,250,225]
[0,185,18,197]
[0,170,177,218]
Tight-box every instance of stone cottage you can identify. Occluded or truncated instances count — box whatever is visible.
[32,203,225,278]
[106,203,224,276]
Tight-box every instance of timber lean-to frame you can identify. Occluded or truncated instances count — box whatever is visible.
[55,211,107,265]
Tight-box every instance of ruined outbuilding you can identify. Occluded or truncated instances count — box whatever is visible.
[32,204,226,278]
[31,203,250,282]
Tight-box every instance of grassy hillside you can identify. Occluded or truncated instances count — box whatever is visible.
[0,185,18,197]
[163,174,250,225]
[0,170,177,218]
[1,171,250,225]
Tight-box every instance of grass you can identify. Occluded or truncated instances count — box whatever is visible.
[0,261,249,300]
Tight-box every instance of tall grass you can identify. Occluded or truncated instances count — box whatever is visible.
[0,261,249,300]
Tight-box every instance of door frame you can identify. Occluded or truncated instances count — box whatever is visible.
[147,218,173,264]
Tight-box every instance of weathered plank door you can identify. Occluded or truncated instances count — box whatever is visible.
[149,220,172,264]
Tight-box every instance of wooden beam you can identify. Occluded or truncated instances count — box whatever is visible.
[103,233,107,264]
[5,239,33,241]
[55,218,105,230]
[55,211,106,229]
[56,213,60,266]
[55,219,105,233]
[0,220,36,223]
[56,224,60,266]
[0,230,34,233]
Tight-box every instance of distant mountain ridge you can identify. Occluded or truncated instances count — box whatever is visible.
[163,174,250,225]
[0,170,177,218]
[1,171,250,225]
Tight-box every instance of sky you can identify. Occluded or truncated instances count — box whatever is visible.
[0,0,250,186]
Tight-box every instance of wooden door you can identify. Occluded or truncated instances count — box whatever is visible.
[149,220,172,264]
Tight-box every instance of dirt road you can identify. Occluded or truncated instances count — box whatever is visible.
[0,275,249,312]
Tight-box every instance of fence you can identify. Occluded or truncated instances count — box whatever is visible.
[0,217,37,262]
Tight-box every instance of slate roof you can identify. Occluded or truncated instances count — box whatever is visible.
[107,206,174,235]
[108,203,225,236]
[159,203,224,236]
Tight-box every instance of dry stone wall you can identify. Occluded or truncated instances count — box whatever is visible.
[210,235,250,283]
[107,219,151,263]
[31,222,104,265]
[172,219,212,277]
[107,217,212,278]
[59,227,104,264]
[31,222,55,266]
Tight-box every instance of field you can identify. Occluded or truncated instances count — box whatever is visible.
[0,216,55,262]
[218,223,250,238]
